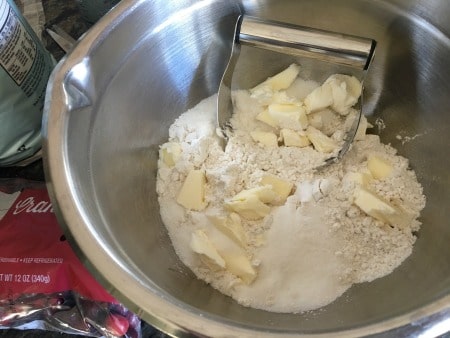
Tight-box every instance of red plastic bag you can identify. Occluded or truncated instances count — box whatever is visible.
[0,187,140,337]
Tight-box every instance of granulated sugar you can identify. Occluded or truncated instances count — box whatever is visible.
[156,76,426,313]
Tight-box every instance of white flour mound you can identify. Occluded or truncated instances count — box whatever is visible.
[156,83,426,313]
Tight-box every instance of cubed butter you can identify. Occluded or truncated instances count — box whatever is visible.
[225,194,270,220]
[177,170,207,210]
[367,155,393,179]
[190,230,226,268]
[208,213,246,247]
[256,109,278,128]
[267,103,308,130]
[221,252,257,284]
[160,142,182,167]
[353,187,413,228]
[250,130,278,147]
[303,82,333,113]
[325,74,362,114]
[306,126,338,153]
[280,129,310,147]
[251,64,300,92]
[234,186,278,204]
[205,222,257,284]
[307,112,323,130]
[260,175,294,204]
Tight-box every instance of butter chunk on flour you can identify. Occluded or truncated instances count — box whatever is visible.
[251,64,300,93]
[190,230,226,268]
[367,155,393,180]
[260,175,293,205]
[224,186,277,220]
[177,170,207,210]
[353,187,414,229]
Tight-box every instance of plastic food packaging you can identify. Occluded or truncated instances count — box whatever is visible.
[0,185,141,337]
[0,0,55,166]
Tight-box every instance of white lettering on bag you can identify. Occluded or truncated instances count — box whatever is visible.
[13,197,54,215]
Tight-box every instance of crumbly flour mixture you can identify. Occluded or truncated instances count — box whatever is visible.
[156,64,426,313]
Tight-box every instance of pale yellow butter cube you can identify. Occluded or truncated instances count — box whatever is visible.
[251,64,300,92]
[250,130,278,147]
[225,190,272,220]
[190,230,225,268]
[280,129,311,147]
[205,220,257,284]
[221,252,257,284]
[233,186,278,204]
[306,126,338,153]
[367,155,393,179]
[267,103,308,130]
[353,187,412,228]
[354,187,395,224]
[260,175,294,204]
[325,74,362,114]
[160,142,182,167]
[307,112,324,130]
[303,82,333,113]
[208,213,246,247]
[177,170,207,210]
[256,109,278,128]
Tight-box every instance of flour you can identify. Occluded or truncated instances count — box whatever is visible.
[396,132,426,145]
[156,76,426,313]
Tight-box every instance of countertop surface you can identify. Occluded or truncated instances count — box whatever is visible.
[0,1,167,337]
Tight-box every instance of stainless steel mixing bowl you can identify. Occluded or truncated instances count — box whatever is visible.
[43,0,450,336]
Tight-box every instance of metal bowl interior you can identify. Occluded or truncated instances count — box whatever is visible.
[44,0,450,336]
